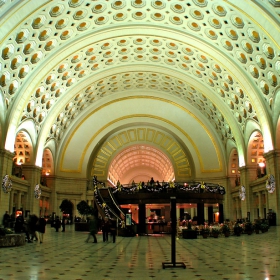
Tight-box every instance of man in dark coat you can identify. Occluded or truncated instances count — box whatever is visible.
[3,211,10,228]
[54,216,61,232]
[85,215,98,243]
[36,217,46,243]
[28,214,38,240]
[110,219,117,243]
[102,217,110,242]
[61,216,66,232]
[15,214,32,243]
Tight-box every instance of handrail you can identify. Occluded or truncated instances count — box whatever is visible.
[108,188,126,217]
[111,181,226,195]
[94,188,120,220]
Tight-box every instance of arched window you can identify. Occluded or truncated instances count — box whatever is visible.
[228,148,240,187]
[13,131,33,179]
[247,132,266,179]
[41,148,54,186]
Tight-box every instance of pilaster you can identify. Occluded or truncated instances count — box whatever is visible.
[0,149,14,217]
[264,149,280,224]
[21,164,42,216]
[239,166,256,219]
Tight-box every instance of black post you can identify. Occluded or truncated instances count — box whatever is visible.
[218,203,224,223]
[197,202,205,225]
[208,206,213,224]
[171,197,176,264]
[138,203,146,235]
[162,197,186,269]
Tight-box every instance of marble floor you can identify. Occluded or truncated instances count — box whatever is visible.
[0,224,280,280]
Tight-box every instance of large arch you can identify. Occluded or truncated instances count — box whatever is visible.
[1,0,280,227]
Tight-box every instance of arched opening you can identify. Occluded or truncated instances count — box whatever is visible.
[12,131,33,179]
[247,132,266,179]
[59,199,74,224]
[228,148,240,188]
[41,148,54,186]
[107,144,174,185]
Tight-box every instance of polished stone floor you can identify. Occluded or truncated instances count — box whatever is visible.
[0,224,280,280]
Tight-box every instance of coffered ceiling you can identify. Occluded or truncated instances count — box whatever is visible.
[0,0,279,183]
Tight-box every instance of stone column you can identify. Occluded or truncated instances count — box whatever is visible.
[0,149,14,216]
[233,197,237,220]
[264,150,280,224]
[258,191,263,219]
[208,206,213,224]
[204,207,208,223]
[9,190,14,214]
[190,207,196,219]
[41,196,46,217]
[224,176,234,221]
[179,208,184,220]
[44,197,49,216]
[265,191,269,218]
[236,197,241,219]
[197,203,204,225]
[138,203,146,235]
[47,175,58,216]
[239,165,256,220]
[218,204,224,223]
[17,191,22,210]
[21,164,42,216]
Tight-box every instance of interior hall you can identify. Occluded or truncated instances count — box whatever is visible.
[0,0,280,279]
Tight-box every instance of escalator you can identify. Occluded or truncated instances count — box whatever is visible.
[100,188,125,219]
[94,187,136,235]
[94,187,123,221]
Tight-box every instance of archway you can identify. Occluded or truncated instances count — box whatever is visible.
[108,144,174,185]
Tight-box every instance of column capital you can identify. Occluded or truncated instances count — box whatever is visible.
[264,149,280,160]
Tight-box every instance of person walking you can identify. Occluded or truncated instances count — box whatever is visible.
[36,216,46,243]
[85,215,98,243]
[110,219,117,243]
[102,217,110,242]
[61,216,66,232]
[3,211,10,228]
[15,214,33,243]
[14,214,24,233]
[28,214,38,241]
[54,216,61,232]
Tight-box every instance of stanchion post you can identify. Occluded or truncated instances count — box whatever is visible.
[162,196,186,269]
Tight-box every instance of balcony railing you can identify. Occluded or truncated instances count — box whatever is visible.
[111,181,226,195]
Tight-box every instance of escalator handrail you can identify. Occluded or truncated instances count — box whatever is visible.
[108,187,126,217]
[96,188,137,225]
[95,188,122,220]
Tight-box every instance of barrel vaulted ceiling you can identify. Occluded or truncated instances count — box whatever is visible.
[0,0,279,183]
